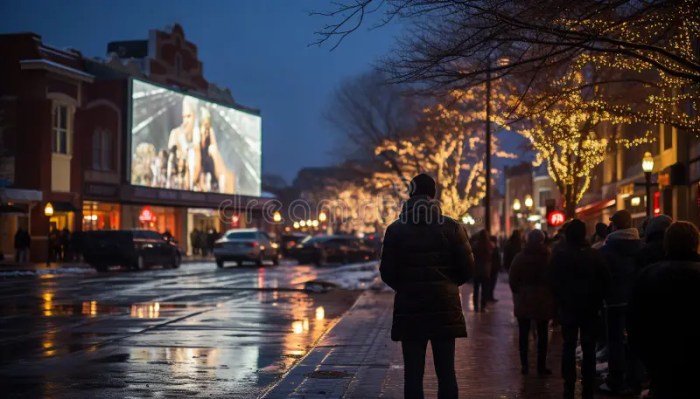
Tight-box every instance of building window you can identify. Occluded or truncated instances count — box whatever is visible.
[92,129,113,171]
[52,104,70,154]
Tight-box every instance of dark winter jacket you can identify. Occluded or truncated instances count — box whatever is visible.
[634,235,665,272]
[14,230,30,249]
[509,243,554,321]
[551,243,610,325]
[503,240,521,271]
[599,228,642,306]
[472,240,492,281]
[380,195,474,341]
[628,256,700,397]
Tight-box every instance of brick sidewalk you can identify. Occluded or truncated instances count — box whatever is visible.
[264,275,627,399]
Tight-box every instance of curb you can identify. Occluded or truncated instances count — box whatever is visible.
[260,289,398,399]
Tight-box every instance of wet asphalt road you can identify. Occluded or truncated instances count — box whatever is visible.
[0,261,363,398]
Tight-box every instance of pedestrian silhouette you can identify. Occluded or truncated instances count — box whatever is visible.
[629,221,700,399]
[551,219,610,399]
[471,230,492,312]
[380,173,474,399]
[509,229,553,375]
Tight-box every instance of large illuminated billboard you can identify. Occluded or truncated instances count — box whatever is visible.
[129,79,261,197]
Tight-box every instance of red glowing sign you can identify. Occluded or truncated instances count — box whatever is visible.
[653,191,661,215]
[139,206,156,222]
[547,210,566,227]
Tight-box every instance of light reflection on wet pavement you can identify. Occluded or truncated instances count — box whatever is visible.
[0,262,362,398]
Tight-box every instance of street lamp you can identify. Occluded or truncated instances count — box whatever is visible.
[524,195,534,210]
[484,56,510,236]
[319,212,327,222]
[642,152,654,219]
[44,202,54,265]
[272,211,282,244]
[512,199,521,212]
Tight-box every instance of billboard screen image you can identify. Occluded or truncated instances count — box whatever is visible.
[130,79,261,197]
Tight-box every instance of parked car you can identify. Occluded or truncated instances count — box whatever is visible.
[291,235,376,266]
[280,233,310,257]
[82,230,182,272]
[213,229,280,268]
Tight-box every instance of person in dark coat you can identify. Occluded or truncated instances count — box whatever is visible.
[628,221,700,399]
[486,236,501,302]
[551,219,610,399]
[598,210,642,394]
[509,229,553,375]
[635,214,672,271]
[471,229,492,312]
[14,228,31,263]
[591,222,609,249]
[380,173,474,399]
[503,229,522,272]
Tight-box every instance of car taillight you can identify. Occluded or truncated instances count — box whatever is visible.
[248,241,258,248]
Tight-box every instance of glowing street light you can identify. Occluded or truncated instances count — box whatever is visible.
[642,152,654,219]
[524,195,534,209]
[642,152,654,173]
[44,202,54,217]
[299,220,306,227]
[512,199,521,212]
[293,221,300,229]
[273,211,282,223]
[319,211,327,222]
[44,202,54,265]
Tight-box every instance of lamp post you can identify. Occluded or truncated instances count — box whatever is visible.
[642,152,654,219]
[273,211,282,243]
[44,202,54,265]
[483,57,510,236]
[512,199,521,233]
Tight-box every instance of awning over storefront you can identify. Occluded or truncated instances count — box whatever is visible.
[51,201,79,212]
[576,198,616,219]
[0,188,42,203]
[0,204,27,214]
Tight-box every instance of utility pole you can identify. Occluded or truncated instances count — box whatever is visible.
[484,59,492,235]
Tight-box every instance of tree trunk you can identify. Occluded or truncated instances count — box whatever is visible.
[564,184,577,219]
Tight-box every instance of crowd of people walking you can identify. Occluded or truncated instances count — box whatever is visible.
[380,174,699,399]
[501,210,699,399]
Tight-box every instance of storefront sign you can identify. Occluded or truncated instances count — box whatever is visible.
[547,210,566,227]
[139,206,156,223]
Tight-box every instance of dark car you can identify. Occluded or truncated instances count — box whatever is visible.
[280,233,310,257]
[291,235,376,266]
[82,230,182,272]
[213,229,280,268]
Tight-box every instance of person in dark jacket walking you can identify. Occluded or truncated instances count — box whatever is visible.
[628,221,700,399]
[598,210,642,394]
[380,173,474,399]
[551,219,610,399]
[471,229,492,312]
[486,236,501,302]
[14,227,31,263]
[635,214,672,271]
[509,229,553,375]
[503,229,522,272]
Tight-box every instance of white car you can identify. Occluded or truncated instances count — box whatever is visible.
[213,229,280,268]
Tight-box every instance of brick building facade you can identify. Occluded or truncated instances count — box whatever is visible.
[0,24,268,261]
